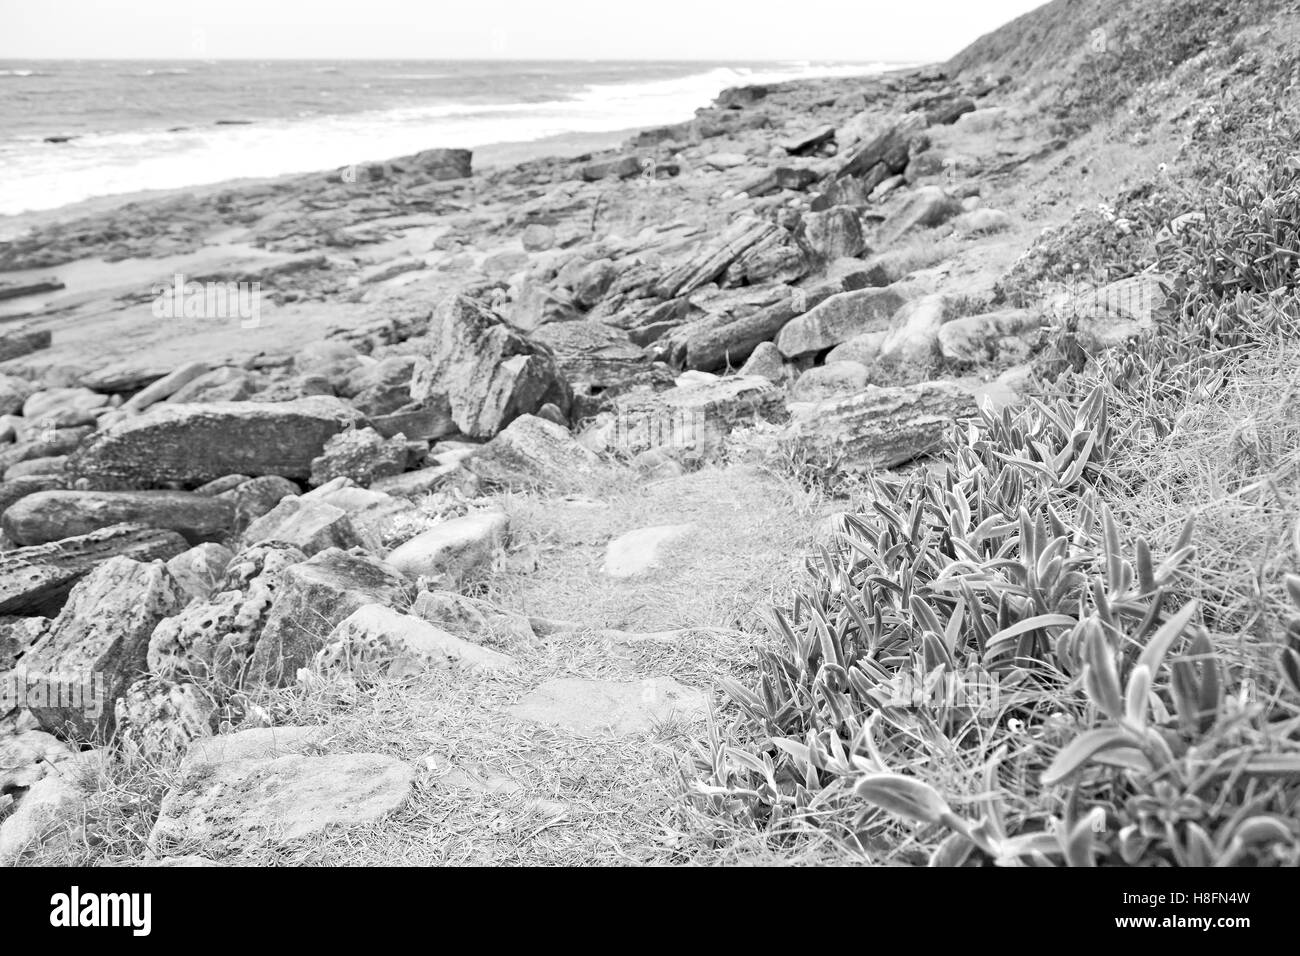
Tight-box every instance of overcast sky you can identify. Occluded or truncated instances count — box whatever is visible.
[2,0,1046,61]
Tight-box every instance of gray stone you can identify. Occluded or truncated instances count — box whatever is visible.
[70,397,366,484]
[114,676,215,759]
[166,542,235,602]
[464,415,600,492]
[385,511,509,582]
[15,556,186,739]
[1,489,236,546]
[790,361,870,401]
[307,427,410,488]
[313,604,514,681]
[601,524,693,578]
[248,548,407,687]
[803,206,867,259]
[508,677,708,736]
[775,287,908,358]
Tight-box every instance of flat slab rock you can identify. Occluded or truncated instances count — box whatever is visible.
[601,524,693,578]
[508,676,708,737]
[150,726,413,857]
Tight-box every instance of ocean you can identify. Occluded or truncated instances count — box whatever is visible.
[0,59,894,217]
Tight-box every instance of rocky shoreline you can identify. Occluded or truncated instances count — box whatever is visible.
[0,57,1169,864]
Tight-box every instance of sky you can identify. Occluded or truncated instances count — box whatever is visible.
[0,0,1047,61]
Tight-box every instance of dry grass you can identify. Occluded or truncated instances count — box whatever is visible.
[14,462,826,866]
[1102,335,1300,664]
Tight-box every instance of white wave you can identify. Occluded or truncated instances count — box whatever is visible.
[0,61,893,215]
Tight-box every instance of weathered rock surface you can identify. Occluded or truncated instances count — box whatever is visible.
[783,380,977,469]
[308,426,410,488]
[148,543,306,684]
[611,375,783,455]
[602,525,693,578]
[877,186,964,245]
[385,511,509,582]
[149,745,413,858]
[240,496,366,555]
[410,589,535,643]
[775,287,908,358]
[938,308,1044,365]
[15,556,186,739]
[0,524,187,617]
[790,361,871,401]
[166,542,234,601]
[464,415,600,491]
[1,489,236,546]
[114,676,215,759]
[408,294,569,438]
[314,603,514,680]
[70,397,367,484]
[508,676,708,736]
[0,729,74,792]
[247,548,407,686]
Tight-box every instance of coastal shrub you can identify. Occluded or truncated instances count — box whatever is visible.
[684,162,1300,865]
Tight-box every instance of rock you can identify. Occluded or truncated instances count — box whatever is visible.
[122,362,210,413]
[953,208,1012,235]
[877,293,949,366]
[1055,274,1173,351]
[737,341,786,382]
[464,415,600,491]
[314,604,514,681]
[832,112,927,183]
[508,676,708,736]
[705,151,750,169]
[1,489,236,546]
[877,186,964,245]
[775,287,908,358]
[347,356,416,416]
[611,375,783,455]
[247,548,407,686]
[0,373,37,416]
[5,455,67,480]
[14,556,186,739]
[369,400,456,441]
[408,295,569,439]
[0,729,74,792]
[783,380,977,469]
[166,542,234,601]
[0,755,88,865]
[70,397,367,484]
[148,749,413,858]
[22,387,108,428]
[654,216,778,299]
[825,331,890,368]
[0,475,69,516]
[148,543,306,684]
[370,464,458,498]
[240,496,365,555]
[302,480,416,545]
[530,321,648,394]
[359,257,425,284]
[0,524,187,617]
[601,524,693,578]
[937,309,1043,365]
[385,511,509,582]
[780,124,836,155]
[0,615,47,674]
[307,427,410,488]
[114,676,215,759]
[168,367,257,404]
[410,590,535,643]
[520,224,556,252]
[580,155,643,181]
[405,147,472,181]
[790,361,870,401]
[571,258,618,307]
[214,475,300,530]
[803,206,867,259]
[182,726,327,769]
[0,327,52,363]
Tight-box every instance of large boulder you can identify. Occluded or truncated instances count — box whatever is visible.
[307,427,410,488]
[803,206,867,260]
[775,287,908,358]
[1,490,236,547]
[246,548,407,687]
[69,397,366,484]
[937,308,1044,365]
[13,556,186,739]
[239,496,367,556]
[408,295,569,438]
